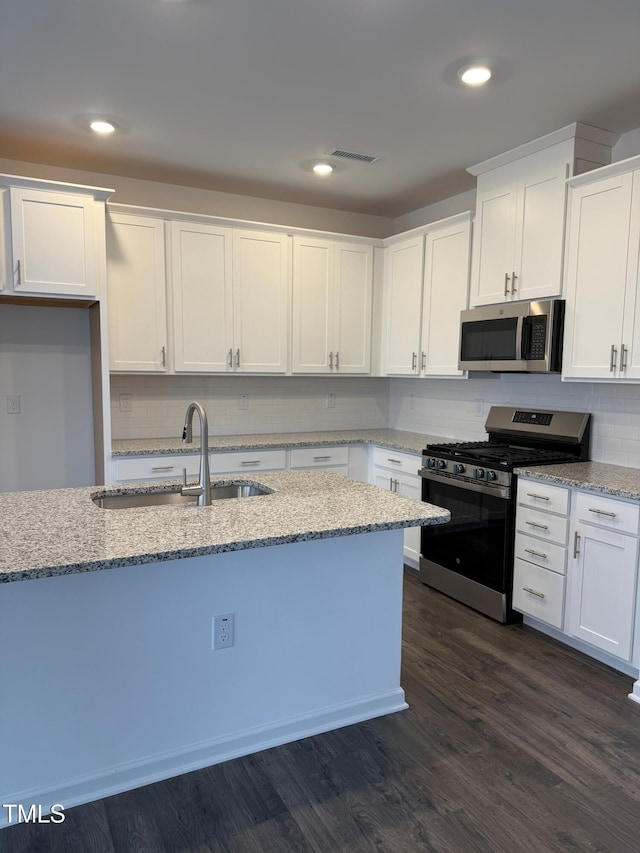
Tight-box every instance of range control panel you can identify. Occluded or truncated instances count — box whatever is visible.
[512,411,553,426]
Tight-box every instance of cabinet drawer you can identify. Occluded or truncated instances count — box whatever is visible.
[371,447,420,477]
[514,533,567,575]
[575,491,640,535]
[516,505,569,545]
[114,454,200,482]
[210,448,287,474]
[513,558,565,629]
[290,446,349,468]
[517,480,569,516]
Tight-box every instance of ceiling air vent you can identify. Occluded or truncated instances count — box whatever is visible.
[325,148,379,164]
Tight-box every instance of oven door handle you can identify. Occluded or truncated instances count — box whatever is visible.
[420,469,510,500]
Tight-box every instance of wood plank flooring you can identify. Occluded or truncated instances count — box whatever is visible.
[3,571,640,852]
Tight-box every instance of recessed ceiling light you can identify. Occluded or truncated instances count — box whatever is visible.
[459,65,492,86]
[313,163,334,176]
[90,119,117,135]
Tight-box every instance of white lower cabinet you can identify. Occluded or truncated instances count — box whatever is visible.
[370,448,422,568]
[289,446,349,473]
[515,477,640,671]
[114,454,200,483]
[210,449,287,475]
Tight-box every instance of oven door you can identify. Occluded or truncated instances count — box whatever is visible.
[420,471,513,593]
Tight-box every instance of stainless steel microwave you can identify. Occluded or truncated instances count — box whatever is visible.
[458,299,565,372]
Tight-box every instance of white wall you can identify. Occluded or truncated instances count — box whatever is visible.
[0,304,95,491]
[110,374,389,440]
[390,375,640,469]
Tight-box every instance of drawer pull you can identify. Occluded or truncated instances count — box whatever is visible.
[151,465,175,471]
[241,460,261,465]
[526,493,550,501]
[525,520,548,530]
[588,508,617,518]
[523,587,545,599]
[313,455,332,461]
[387,458,402,464]
[524,548,547,559]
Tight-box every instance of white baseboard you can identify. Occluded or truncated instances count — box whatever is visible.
[1,688,407,830]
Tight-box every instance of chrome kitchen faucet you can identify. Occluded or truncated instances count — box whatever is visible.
[181,401,212,506]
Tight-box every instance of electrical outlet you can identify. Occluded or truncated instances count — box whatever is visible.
[475,399,484,417]
[410,394,415,410]
[6,395,21,414]
[238,394,249,411]
[119,394,133,413]
[212,613,235,650]
[326,393,335,409]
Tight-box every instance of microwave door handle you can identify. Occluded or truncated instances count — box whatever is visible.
[514,315,526,361]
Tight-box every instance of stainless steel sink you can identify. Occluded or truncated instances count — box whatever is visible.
[93,483,270,509]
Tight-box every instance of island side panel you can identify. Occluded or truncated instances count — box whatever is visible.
[0,529,407,821]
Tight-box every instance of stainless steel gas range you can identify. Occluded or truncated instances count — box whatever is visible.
[419,406,591,623]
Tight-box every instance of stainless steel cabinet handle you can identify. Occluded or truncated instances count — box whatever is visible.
[525,520,549,530]
[15,259,22,287]
[228,348,233,367]
[511,271,517,293]
[329,351,333,369]
[235,348,240,368]
[504,272,511,296]
[335,351,339,370]
[526,493,550,501]
[161,346,166,367]
[523,587,545,599]
[151,465,175,471]
[387,458,402,464]
[621,344,628,372]
[610,344,617,372]
[588,508,617,518]
[313,455,331,461]
[421,352,426,371]
[412,352,417,370]
[389,477,394,491]
[573,530,580,558]
[241,460,260,465]
[524,548,547,559]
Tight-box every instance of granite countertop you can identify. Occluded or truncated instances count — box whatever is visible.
[112,429,448,457]
[0,470,450,584]
[515,461,640,501]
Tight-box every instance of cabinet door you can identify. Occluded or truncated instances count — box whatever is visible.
[396,473,422,567]
[513,164,568,301]
[382,237,424,374]
[232,230,289,373]
[421,218,470,376]
[568,523,639,660]
[620,170,640,380]
[333,242,373,374]
[470,183,517,306]
[562,173,633,379]
[170,221,233,372]
[107,214,167,372]
[10,188,97,297]
[291,236,333,373]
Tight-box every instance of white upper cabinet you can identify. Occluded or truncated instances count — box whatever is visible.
[468,123,617,307]
[0,177,111,299]
[292,236,373,374]
[563,161,640,381]
[106,212,168,372]
[170,221,233,372]
[471,164,568,306]
[382,236,425,375]
[232,229,290,373]
[382,213,471,377]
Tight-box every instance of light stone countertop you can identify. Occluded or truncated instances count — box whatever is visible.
[112,428,449,457]
[0,470,450,584]
[515,461,640,501]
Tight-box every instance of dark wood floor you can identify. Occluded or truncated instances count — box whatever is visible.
[4,571,640,852]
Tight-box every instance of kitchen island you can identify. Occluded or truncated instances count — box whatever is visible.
[0,470,448,826]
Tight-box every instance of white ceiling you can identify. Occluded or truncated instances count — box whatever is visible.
[1,0,640,218]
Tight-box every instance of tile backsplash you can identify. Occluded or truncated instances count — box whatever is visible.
[111,373,640,470]
[389,374,640,469]
[110,375,389,439]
